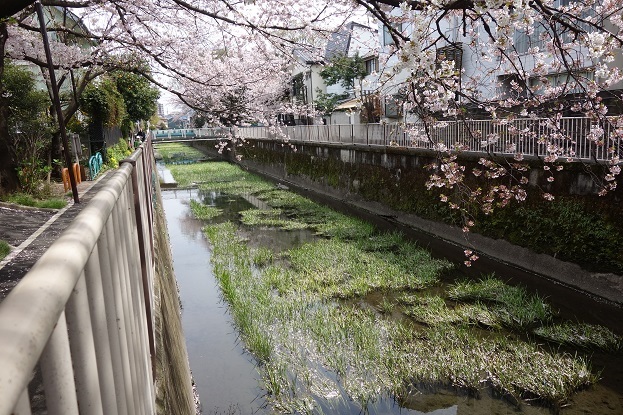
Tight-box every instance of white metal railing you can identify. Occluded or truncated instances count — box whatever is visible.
[0,139,157,415]
[154,118,622,163]
[152,127,231,141]
[235,118,622,162]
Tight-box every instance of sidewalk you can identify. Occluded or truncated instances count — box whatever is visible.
[0,173,110,301]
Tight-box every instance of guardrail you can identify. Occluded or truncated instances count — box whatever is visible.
[153,127,231,141]
[238,118,622,162]
[0,139,156,415]
[154,117,622,163]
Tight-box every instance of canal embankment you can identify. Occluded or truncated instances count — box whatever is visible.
[191,139,623,307]
[153,149,623,415]
[151,180,198,414]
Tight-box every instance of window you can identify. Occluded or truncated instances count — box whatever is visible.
[383,23,402,46]
[292,73,307,103]
[513,24,546,55]
[529,70,595,95]
[436,44,463,70]
[384,96,402,118]
[364,57,379,74]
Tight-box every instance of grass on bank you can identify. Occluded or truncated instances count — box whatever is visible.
[171,161,604,413]
[3,192,66,209]
[0,240,10,261]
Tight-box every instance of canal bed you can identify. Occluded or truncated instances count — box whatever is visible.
[159,160,623,415]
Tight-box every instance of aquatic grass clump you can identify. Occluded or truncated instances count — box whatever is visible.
[240,209,308,230]
[189,199,222,220]
[169,161,272,193]
[487,340,596,408]
[404,296,500,328]
[448,275,508,302]
[154,143,205,163]
[313,214,376,240]
[534,322,623,352]
[399,325,596,407]
[284,238,449,299]
[455,303,502,329]
[256,188,376,240]
[356,231,404,252]
[252,247,274,267]
[404,295,465,326]
[203,222,276,362]
[392,242,452,287]
[256,189,325,221]
[400,294,501,328]
[448,275,553,329]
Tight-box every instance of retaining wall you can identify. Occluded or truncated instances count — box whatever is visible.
[152,181,197,414]
[191,139,623,305]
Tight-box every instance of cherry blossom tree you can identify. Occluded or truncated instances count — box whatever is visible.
[1,0,621,231]
[363,1,622,248]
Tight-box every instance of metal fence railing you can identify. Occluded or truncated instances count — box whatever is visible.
[156,118,622,163]
[0,139,156,415]
[234,118,622,162]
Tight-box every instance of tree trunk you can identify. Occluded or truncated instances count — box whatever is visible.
[0,21,21,193]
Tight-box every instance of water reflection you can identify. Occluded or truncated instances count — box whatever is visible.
[162,189,263,414]
[156,161,177,185]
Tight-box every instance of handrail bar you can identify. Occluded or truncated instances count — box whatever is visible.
[0,141,156,415]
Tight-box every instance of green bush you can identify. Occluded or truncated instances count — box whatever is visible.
[106,140,132,168]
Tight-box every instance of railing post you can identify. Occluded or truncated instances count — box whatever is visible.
[13,389,31,415]
[40,311,80,415]
[106,213,136,414]
[99,220,130,415]
[119,185,154,414]
[84,244,119,414]
[65,272,104,415]
[383,124,387,147]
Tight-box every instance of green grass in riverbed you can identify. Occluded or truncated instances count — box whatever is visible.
[186,161,601,413]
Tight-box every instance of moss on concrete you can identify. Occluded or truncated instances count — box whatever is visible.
[236,141,623,274]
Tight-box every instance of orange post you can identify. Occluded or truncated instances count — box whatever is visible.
[72,163,81,184]
[61,168,70,192]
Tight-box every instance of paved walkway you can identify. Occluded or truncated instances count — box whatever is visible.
[0,173,110,301]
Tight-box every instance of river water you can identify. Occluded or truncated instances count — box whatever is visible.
[161,180,623,415]
[162,188,266,414]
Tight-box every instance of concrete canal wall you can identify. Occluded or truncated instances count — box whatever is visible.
[192,139,623,306]
[152,182,197,414]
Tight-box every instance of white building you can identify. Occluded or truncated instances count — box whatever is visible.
[375,1,623,122]
[323,22,380,125]
[286,47,327,125]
